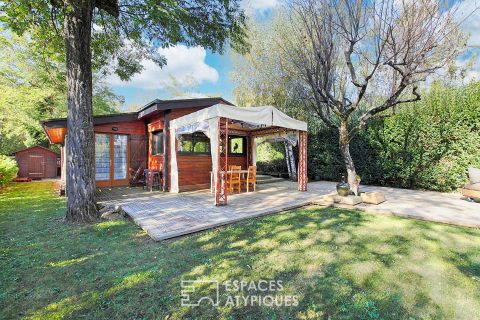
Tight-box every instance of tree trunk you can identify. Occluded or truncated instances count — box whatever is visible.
[339,119,358,195]
[64,0,98,222]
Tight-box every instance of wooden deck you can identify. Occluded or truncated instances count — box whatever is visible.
[96,181,336,241]
[97,181,480,241]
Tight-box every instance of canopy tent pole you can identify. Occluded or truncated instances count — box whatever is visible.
[298,131,308,191]
[215,117,228,205]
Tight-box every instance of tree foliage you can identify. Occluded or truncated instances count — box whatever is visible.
[0,0,248,82]
[0,30,123,155]
[233,2,468,192]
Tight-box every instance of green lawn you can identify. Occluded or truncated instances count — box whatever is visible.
[1,182,480,319]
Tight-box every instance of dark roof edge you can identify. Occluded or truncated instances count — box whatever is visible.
[137,99,163,113]
[138,97,235,119]
[41,112,139,128]
[137,97,234,114]
[42,97,235,128]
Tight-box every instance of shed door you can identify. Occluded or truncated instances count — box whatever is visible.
[28,155,45,178]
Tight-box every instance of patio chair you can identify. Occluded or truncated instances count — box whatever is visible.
[228,165,242,193]
[461,167,480,202]
[242,166,257,192]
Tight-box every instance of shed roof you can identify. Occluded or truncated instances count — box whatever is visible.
[14,145,59,156]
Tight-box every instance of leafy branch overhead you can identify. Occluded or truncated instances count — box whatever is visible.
[1,0,249,79]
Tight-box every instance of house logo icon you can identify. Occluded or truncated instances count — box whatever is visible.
[181,280,220,307]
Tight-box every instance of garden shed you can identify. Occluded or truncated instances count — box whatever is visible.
[14,146,60,179]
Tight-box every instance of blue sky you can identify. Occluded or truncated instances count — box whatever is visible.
[108,0,480,111]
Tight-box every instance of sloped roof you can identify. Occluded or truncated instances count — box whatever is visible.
[137,97,234,119]
[14,145,59,155]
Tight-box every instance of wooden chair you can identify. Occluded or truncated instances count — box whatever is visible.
[242,166,257,192]
[229,165,242,193]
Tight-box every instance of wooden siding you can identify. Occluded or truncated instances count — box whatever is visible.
[94,120,146,135]
[94,120,146,187]
[176,154,247,191]
[15,146,59,179]
[146,107,214,191]
[146,106,249,191]
[147,113,164,172]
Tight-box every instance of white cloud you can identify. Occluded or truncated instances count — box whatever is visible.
[108,45,219,90]
[242,0,279,15]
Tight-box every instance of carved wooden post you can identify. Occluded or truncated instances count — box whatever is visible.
[298,131,308,191]
[215,117,228,205]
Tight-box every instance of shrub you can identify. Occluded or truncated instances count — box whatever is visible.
[0,155,18,186]
[308,81,480,191]
[256,141,289,174]
[257,158,288,174]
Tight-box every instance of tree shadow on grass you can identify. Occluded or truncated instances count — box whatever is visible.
[6,197,479,319]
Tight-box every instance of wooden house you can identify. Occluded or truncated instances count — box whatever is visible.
[42,97,241,192]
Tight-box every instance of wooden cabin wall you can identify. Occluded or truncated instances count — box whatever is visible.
[166,107,209,191]
[177,154,247,191]
[147,113,164,172]
[93,120,146,186]
[94,120,145,135]
[145,107,249,192]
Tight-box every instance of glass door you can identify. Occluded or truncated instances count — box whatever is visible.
[95,134,111,181]
[113,135,128,180]
[95,133,129,186]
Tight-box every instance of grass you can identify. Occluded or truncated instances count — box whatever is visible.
[1,181,480,319]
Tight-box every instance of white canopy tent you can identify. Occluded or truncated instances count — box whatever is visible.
[169,104,308,205]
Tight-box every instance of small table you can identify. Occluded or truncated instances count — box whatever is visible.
[210,170,249,193]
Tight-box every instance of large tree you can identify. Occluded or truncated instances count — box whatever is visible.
[0,0,248,222]
[279,0,465,192]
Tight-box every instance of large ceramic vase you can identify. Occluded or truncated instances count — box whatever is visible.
[336,175,350,197]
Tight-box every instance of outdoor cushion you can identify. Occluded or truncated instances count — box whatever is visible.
[465,183,480,192]
[468,167,480,184]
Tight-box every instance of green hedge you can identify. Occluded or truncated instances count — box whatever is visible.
[308,81,480,191]
[0,155,18,187]
[256,142,289,173]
